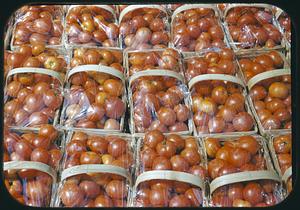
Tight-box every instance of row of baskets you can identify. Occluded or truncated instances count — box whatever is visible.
[4,46,291,137]
[3,127,292,207]
[5,4,291,54]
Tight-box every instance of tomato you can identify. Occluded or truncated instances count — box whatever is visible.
[180,148,200,166]
[243,182,264,205]
[80,151,101,164]
[149,188,169,207]
[166,134,185,151]
[94,195,113,207]
[236,136,260,155]
[44,56,61,71]
[155,140,176,158]
[205,138,221,158]
[229,148,251,167]
[141,147,157,168]
[185,188,203,206]
[170,155,189,172]
[105,180,127,199]
[60,183,85,207]
[107,137,127,157]
[152,156,172,170]
[144,130,165,148]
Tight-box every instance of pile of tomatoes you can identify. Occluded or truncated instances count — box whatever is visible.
[205,136,266,180]
[62,48,125,131]
[134,130,206,207]
[4,72,63,127]
[191,80,254,134]
[184,48,236,80]
[249,75,291,130]
[64,132,133,170]
[131,76,190,133]
[119,6,170,49]
[225,6,282,49]
[238,50,284,82]
[66,6,118,47]
[172,7,226,52]
[3,125,61,207]
[212,180,281,207]
[58,132,132,207]
[12,6,63,46]
[127,48,181,76]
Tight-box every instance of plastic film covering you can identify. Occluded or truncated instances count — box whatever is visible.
[65,5,119,48]
[188,75,257,136]
[3,125,64,207]
[171,4,228,53]
[131,130,208,207]
[60,47,126,132]
[4,63,65,128]
[247,69,291,134]
[223,4,284,53]
[119,5,170,50]
[53,131,134,207]
[11,5,64,49]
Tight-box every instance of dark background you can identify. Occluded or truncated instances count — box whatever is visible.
[0,0,298,209]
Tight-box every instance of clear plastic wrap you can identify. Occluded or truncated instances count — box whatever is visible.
[131,130,208,207]
[5,45,68,73]
[124,48,182,77]
[4,62,65,128]
[210,179,282,207]
[237,50,289,84]
[119,5,170,50]
[188,75,257,136]
[53,131,134,207]
[65,5,119,48]
[275,9,291,45]
[204,135,274,181]
[126,49,192,135]
[247,70,291,134]
[171,4,228,53]
[268,132,292,196]
[3,125,63,207]
[11,5,64,49]
[164,4,183,14]
[60,47,126,132]
[204,135,283,207]
[183,48,238,81]
[4,13,14,50]
[223,4,284,53]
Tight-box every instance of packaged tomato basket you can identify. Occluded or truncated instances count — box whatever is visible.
[130,130,208,207]
[118,5,170,50]
[203,135,284,207]
[53,131,134,207]
[222,4,285,54]
[268,132,292,197]
[170,4,229,54]
[236,49,289,85]
[3,125,64,207]
[64,5,119,48]
[125,48,193,135]
[1,2,296,209]
[60,47,126,132]
[10,5,65,50]
[4,47,66,128]
[247,69,291,135]
[186,72,257,136]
